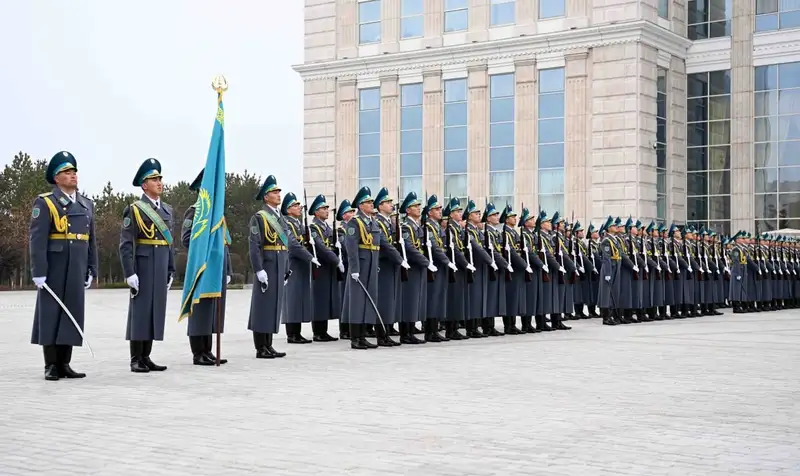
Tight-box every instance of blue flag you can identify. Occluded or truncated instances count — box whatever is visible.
[179,93,226,321]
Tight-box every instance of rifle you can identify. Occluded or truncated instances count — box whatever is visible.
[503,223,512,282]
[395,186,409,282]
[484,200,497,282]
[446,218,456,284]
[303,188,319,280]
[332,192,344,282]
[536,207,550,283]
[640,231,649,281]
[422,193,434,283]
[629,231,639,281]
[464,196,475,284]
[696,234,704,281]
[521,202,531,283]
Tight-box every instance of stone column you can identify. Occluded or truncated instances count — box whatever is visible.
[730,0,754,232]
[423,0,443,48]
[422,70,443,194]
[671,0,687,37]
[514,59,537,209]
[567,0,588,17]
[467,63,489,199]
[668,56,687,224]
[303,79,337,199]
[380,75,400,192]
[382,0,400,53]
[468,0,488,43]
[336,0,357,59]
[515,0,536,36]
[565,51,589,224]
[636,42,659,221]
[336,79,358,199]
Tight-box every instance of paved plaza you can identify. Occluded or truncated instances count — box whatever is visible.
[1,289,799,475]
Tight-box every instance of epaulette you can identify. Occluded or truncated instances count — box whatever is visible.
[38,192,53,197]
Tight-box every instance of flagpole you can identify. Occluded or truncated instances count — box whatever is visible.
[212,75,228,368]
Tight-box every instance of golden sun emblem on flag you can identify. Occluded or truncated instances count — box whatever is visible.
[192,189,212,240]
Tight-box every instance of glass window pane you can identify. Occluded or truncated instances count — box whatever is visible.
[540,0,565,18]
[756,117,778,142]
[657,170,667,194]
[401,84,423,107]
[490,1,515,25]
[779,140,800,166]
[755,167,778,193]
[444,10,468,32]
[687,147,707,171]
[658,0,670,18]
[445,0,468,9]
[444,79,467,102]
[538,118,564,143]
[490,123,515,147]
[755,219,778,231]
[444,174,467,199]
[401,177,423,199]
[779,63,800,89]
[444,150,468,173]
[779,166,800,192]
[657,196,667,220]
[400,16,423,38]
[779,89,800,115]
[444,126,468,149]
[538,169,564,194]
[687,73,708,98]
[756,142,778,168]
[780,10,800,30]
[755,91,778,117]
[687,171,707,196]
[657,96,667,119]
[401,106,422,130]
[490,97,515,122]
[359,0,381,21]
[779,192,800,217]
[708,121,730,145]
[359,22,381,44]
[490,146,514,171]
[755,65,778,92]
[359,133,380,156]
[490,171,514,197]
[490,74,515,98]
[657,146,667,169]
[687,196,708,222]
[709,95,730,120]
[709,196,731,220]
[708,20,731,38]
[401,0,423,16]
[709,170,730,194]
[688,23,708,40]
[400,153,422,175]
[708,0,731,21]
[688,122,708,147]
[445,102,467,126]
[756,193,778,219]
[687,97,707,123]
[779,114,800,140]
[709,70,731,95]
[657,122,667,144]
[756,13,779,31]
[538,143,564,168]
[359,155,380,178]
[539,69,565,93]
[539,93,565,119]
[757,0,778,15]
[400,130,422,153]
[359,88,381,110]
[709,145,731,170]
[359,110,380,133]
[708,220,731,235]
[538,194,564,215]
[360,178,381,195]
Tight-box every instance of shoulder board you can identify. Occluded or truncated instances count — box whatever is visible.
[38,192,53,197]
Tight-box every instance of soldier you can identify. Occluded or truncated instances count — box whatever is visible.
[585,223,602,317]
[518,208,547,332]
[281,192,319,343]
[336,199,355,339]
[729,231,748,313]
[500,205,530,334]
[181,169,232,366]
[307,194,343,342]
[443,198,473,340]
[654,223,672,320]
[423,195,455,342]
[373,188,408,346]
[640,221,659,321]
[120,158,175,373]
[342,187,388,349]
[572,221,593,319]
[464,200,494,337]
[247,175,294,359]
[398,192,433,344]
[597,217,623,325]
[30,151,98,381]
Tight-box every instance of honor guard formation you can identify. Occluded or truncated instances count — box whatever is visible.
[27,151,800,380]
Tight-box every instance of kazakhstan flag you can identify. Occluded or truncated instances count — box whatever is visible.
[179,88,227,321]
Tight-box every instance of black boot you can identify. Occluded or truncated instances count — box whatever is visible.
[266,334,286,357]
[588,305,600,317]
[56,345,85,378]
[484,317,504,336]
[521,316,539,333]
[445,321,466,340]
[339,322,350,340]
[130,341,149,372]
[204,335,227,364]
[286,323,312,344]
[140,340,167,371]
[43,345,59,381]
[365,324,376,338]
[191,336,215,365]
[505,316,523,334]
[351,323,368,349]
[711,304,723,315]
[389,324,400,336]
[552,313,571,330]
[376,321,398,347]
[601,308,618,325]
[254,332,273,358]
[574,304,589,319]
[637,309,651,322]
[536,315,553,331]
[358,324,378,348]
[426,319,447,342]
[312,320,338,342]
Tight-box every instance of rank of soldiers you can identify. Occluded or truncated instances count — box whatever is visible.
[28,151,800,380]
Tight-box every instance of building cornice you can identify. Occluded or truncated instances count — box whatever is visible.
[292,21,691,81]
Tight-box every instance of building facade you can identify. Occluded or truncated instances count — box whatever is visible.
[293,0,800,234]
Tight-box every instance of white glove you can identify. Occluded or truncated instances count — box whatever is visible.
[33,276,46,289]
[337,261,345,273]
[226,275,231,284]
[542,265,550,274]
[351,272,360,280]
[506,264,514,273]
[736,276,741,281]
[632,265,639,273]
[126,274,139,291]
[688,267,693,273]
[256,270,268,284]
[605,276,611,282]
[525,266,533,274]
[558,266,566,274]
[84,276,93,289]
[579,267,585,274]
[491,262,498,272]
[428,263,438,273]
[448,262,458,272]
[167,275,174,290]
[467,263,476,272]
[676,269,681,274]
[311,257,321,267]
[400,260,410,270]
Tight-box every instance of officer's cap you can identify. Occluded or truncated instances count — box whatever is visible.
[255,175,281,201]
[308,194,328,215]
[375,187,391,205]
[353,186,374,207]
[336,199,355,220]
[573,221,584,233]
[465,199,481,216]
[281,192,299,215]
[132,158,162,187]
[46,151,78,185]
[399,191,421,215]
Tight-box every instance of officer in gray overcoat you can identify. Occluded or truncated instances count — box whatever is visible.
[729,231,748,312]
[572,221,593,319]
[372,188,407,346]
[598,217,623,325]
[443,198,472,340]
[464,200,494,337]
[397,192,432,344]
[281,192,319,343]
[120,158,175,373]
[585,224,602,317]
[518,208,546,332]
[644,222,664,321]
[247,175,294,359]
[181,169,232,366]
[482,203,509,336]
[500,205,529,334]
[423,195,455,342]
[30,151,98,381]
[336,200,355,339]
[538,212,567,330]
[343,187,389,349]
[307,194,343,342]
[654,223,672,320]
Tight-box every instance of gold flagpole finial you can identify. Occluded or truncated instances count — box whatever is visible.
[211,75,228,98]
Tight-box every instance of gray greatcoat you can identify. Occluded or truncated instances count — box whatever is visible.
[465,224,492,319]
[586,240,601,306]
[342,211,388,325]
[337,222,348,320]
[729,246,747,302]
[181,206,232,335]
[648,238,664,308]
[520,228,546,317]
[503,225,529,317]
[575,238,596,307]
[597,235,624,310]
[486,225,509,318]
[30,188,98,346]
[375,213,404,325]
[247,205,294,334]
[538,231,561,315]
[445,221,470,322]
[745,246,760,303]
[553,232,576,313]
[120,195,175,341]
[425,219,452,320]
[309,217,342,322]
[398,217,430,323]
[283,215,315,324]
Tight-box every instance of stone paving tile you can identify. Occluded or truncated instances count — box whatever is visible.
[1,289,799,475]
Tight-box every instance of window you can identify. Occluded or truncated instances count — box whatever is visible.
[400,84,423,199]
[540,0,565,19]
[656,68,668,221]
[444,0,468,32]
[359,0,381,44]
[754,62,800,231]
[490,0,515,26]
[489,74,515,206]
[659,0,669,19]
[401,0,424,39]
[538,68,565,214]
[687,0,732,40]
[756,0,800,32]
[444,79,468,207]
[358,88,381,193]
[686,70,732,234]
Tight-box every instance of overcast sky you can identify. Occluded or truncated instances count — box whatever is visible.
[0,0,304,197]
